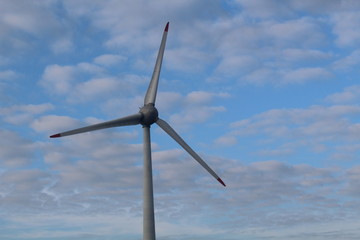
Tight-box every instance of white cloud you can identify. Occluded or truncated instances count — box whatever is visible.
[56,0,225,68]
[3,12,40,34]
[40,61,150,103]
[0,1,75,56]
[184,91,229,105]
[166,91,228,128]
[2,150,357,236]
[0,212,228,240]
[332,49,360,71]
[265,17,326,48]
[290,0,343,13]
[3,1,360,239]
[235,0,295,19]
[51,38,74,54]
[243,68,279,85]
[0,70,17,80]
[226,103,360,158]
[31,115,81,134]
[93,54,127,66]
[40,64,77,95]
[344,166,360,196]
[332,11,360,47]
[206,14,332,86]
[257,148,294,157]
[0,103,54,125]
[170,105,225,127]
[166,47,214,72]
[1,123,360,240]
[0,130,35,167]
[214,55,259,77]
[326,85,360,103]
[76,62,104,74]
[71,77,121,102]
[282,48,333,63]
[101,95,144,117]
[153,149,202,189]
[214,135,237,146]
[2,214,142,239]
[231,105,360,136]
[242,67,332,85]
[237,0,360,18]
[282,67,333,84]
[155,91,182,112]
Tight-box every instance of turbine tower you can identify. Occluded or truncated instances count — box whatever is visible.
[50,22,225,240]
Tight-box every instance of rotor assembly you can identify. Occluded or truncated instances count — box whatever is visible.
[139,104,159,127]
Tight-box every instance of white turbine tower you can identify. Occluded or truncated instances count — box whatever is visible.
[50,22,225,240]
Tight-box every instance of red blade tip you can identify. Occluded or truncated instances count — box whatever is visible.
[165,22,169,32]
[50,133,61,138]
[217,178,226,187]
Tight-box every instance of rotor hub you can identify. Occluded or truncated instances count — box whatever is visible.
[139,104,159,126]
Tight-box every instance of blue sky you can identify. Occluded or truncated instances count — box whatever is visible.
[1,0,360,239]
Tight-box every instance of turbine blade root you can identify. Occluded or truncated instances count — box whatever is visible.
[49,113,142,138]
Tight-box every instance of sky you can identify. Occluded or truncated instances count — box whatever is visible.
[1,0,360,239]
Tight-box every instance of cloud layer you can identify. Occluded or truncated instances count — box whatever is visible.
[1,0,360,239]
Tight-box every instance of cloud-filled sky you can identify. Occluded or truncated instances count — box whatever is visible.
[1,0,360,239]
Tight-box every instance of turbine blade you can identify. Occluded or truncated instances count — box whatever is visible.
[156,118,226,187]
[50,113,142,138]
[144,22,169,106]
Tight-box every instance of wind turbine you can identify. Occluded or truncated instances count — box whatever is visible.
[50,22,225,240]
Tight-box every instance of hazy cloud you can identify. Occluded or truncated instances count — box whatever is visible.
[332,49,360,71]
[326,85,360,103]
[31,115,81,134]
[0,103,54,125]
[0,0,75,56]
[332,11,360,47]
[40,64,78,95]
[226,102,360,160]
[167,91,228,128]
[0,70,18,80]
[0,130,34,167]
[2,1,360,239]
[282,67,333,84]
[94,54,127,67]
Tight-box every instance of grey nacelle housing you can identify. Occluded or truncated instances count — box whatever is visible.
[139,104,159,126]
